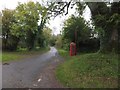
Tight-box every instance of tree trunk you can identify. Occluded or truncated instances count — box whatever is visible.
[26,30,36,50]
[99,29,118,53]
[87,2,119,53]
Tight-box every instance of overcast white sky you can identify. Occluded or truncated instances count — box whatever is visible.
[0,0,91,35]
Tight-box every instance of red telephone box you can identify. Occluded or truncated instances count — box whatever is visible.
[70,42,76,56]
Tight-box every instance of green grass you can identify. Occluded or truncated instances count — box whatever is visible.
[2,47,50,62]
[56,49,118,88]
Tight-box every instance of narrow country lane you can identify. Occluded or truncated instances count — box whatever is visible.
[2,47,64,88]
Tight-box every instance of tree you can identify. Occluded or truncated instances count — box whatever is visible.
[37,27,52,47]
[35,3,51,48]
[0,12,2,35]
[62,15,91,50]
[87,2,120,53]
[12,1,53,50]
[55,34,63,48]
[2,9,19,51]
[11,2,40,50]
[42,27,52,46]
[49,34,57,46]
[0,12,2,49]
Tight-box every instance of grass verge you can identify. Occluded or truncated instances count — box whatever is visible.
[2,47,50,62]
[56,49,118,88]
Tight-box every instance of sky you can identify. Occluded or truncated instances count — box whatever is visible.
[0,0,91,35]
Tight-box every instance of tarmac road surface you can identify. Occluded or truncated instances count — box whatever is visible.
[2,47,64,88]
